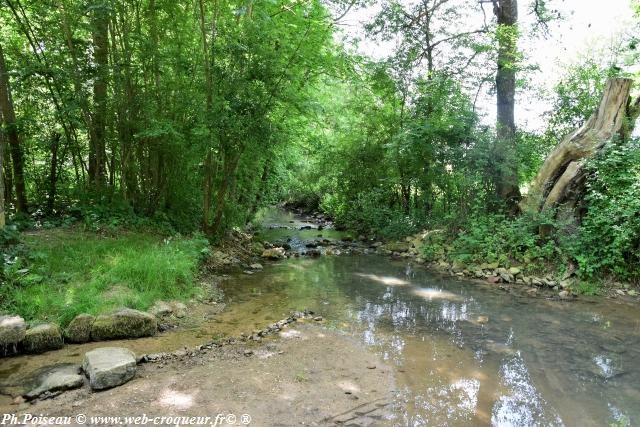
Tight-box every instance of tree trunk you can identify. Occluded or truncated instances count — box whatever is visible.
[521,78,637,214]
[89,3,109,190]
[493,0,520,212]
[0,41,28,214]
[0,108,5,228]
[46,132,60,215]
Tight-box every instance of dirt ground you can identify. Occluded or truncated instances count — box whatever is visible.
[3,324,397,426]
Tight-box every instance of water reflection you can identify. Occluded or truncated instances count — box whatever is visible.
[218,255,640,426]
[492,352,563,426]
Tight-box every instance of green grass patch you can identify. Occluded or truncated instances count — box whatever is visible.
[1,229,209,326]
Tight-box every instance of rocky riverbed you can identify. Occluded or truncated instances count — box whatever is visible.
[3,322,397,426]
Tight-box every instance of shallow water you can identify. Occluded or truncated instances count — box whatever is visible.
[2,211,639,426]
[217,255,640,426]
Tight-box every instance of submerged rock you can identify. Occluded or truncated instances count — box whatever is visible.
[25,365,84,400]
[64,314,95,343]
[0,315,26,349]
[91,309,157,341]
[82,347,136,390]
[23,324,63,354]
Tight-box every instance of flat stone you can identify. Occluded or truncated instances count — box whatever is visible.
[149,301,173,318]
[0,315,26,348]
[91,309,157,341]
[249,263,263,270]
[508,267,521,276]
[170,301,187,318]
[82,347,136,390]
[64,314,95,343]
[25,365,84,400]
[261,248,285,259]
[559,290,571,299]
[23,324,63,354]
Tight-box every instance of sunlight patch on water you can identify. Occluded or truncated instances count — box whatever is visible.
[355,273,410,286]
[412,287,462,302]
[492,352,564,427]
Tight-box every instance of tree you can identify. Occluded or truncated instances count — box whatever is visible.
[521,78,640,216]
[0,40,27,214]
[490,0,520,212]
[88,1,109,189]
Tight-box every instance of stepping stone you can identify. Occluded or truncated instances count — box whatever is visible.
[82,347,136,390]
[25,365,84,400]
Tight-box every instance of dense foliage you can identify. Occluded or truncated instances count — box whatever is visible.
[1,0,640,295]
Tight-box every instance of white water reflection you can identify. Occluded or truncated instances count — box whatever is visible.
[355,272,410,286]
[492,352,564,426]
[415,378,481,424]
[413,287,462,301]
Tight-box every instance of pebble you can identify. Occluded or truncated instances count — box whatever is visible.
[313,316,323,322]
[244,350,254,356]
[366,365,376,369]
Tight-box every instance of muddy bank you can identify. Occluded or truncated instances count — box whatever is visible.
[3,323,397,426]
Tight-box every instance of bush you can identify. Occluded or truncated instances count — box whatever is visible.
[321,190,418,239]
[422,211,568,274]
[573,139,640,281]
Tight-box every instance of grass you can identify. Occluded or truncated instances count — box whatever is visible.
[0,228,209,326]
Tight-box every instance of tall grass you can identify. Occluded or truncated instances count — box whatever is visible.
[1,230,208,326]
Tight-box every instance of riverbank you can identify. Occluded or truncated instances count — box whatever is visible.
[2,322,397,425]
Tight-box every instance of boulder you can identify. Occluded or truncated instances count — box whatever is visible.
[64,314,95,343]
[22,324,63,354]
[508,267,522,276]
[82,347,136,390]
[0,315,26,348]
[480,262,500,270]
[382,242,411,253]
[261,247,285,259]
[249,241,265,256]
[24,365,84,400]
[149,301,173,318]
[91,309,157,341]
[249,263,263,270]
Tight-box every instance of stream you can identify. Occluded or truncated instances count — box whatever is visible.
[2,209,640,426]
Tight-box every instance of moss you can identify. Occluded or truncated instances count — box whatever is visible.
[22,324,63,354]
[64,314,95,343]
[91,309,157,341]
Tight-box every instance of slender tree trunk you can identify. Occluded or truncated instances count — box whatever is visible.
[46,132,60,215]
[89,3,109,190]
[0,109,5,228]
[3,134,13,210]
[198,0,220,233]
[493,0,520,212]
[0,42,27,214]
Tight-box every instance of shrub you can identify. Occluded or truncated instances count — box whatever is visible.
[573,139,640,281]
